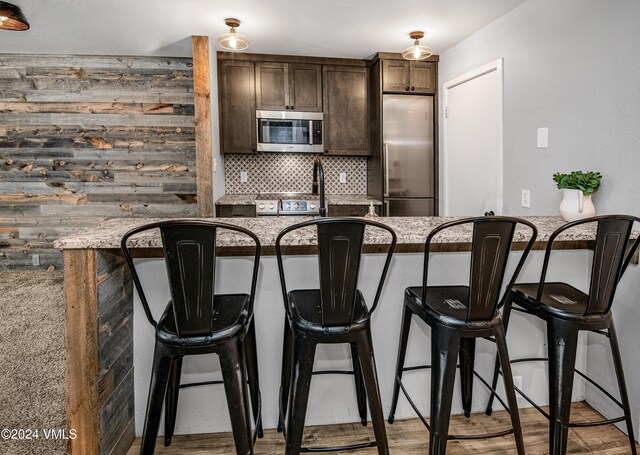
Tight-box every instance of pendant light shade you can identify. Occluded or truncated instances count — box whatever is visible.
[0,1,29,31]
[402,31,432,61]
[217,18,249,51]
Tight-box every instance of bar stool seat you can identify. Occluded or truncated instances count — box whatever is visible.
[405,286,471,324]
[511,283,589,317]
[155,294,251,347]
[288,289,369,333]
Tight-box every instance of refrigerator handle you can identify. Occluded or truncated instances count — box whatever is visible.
[384,200,390,216]
[383,142,389,197]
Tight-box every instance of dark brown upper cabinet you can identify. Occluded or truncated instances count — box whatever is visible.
[218,60,256,154]
[323,65,369,156]
[382,60,436,94]
[255,62,322,112]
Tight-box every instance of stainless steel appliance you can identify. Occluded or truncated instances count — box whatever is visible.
[256,111,323,153]
[383,95,435,216]
[255,193,320,216]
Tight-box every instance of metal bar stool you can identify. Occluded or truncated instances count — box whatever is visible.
[486,214,640,454]
[275,217,396,455]
[387,216,538,455]
[121,220,263,455]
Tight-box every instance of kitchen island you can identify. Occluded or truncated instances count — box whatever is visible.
[55,216,603,455]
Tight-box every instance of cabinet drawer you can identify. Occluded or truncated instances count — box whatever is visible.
[216,205,256,217]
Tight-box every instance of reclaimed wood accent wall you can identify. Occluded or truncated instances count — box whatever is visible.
[0,54,197,269]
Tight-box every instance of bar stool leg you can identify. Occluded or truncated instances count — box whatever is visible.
[459,337,476,418]
[429,326,460,455]
[219,337,254,455]
[486,297,513,415]
[608,322,638,455]
[547,317,579,455]
[278,320,293,433]
[244,319,263,438]
[285,336,317,455]
[388,304,413,424]
[494,320,525,455]
[356,327,390,455]
[351,343,368,426]
[164,356,183,446]
[140,343,173,455]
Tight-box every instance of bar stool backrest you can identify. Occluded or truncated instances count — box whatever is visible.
[538,215,640,317]
[121,220,261,337]
[275,218,397,327]
[422,217,538,323]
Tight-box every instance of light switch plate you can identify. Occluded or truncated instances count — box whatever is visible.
[32,254,40,266]
[339,172,347,184]
[240,171,247,183]
[537,128,548,148]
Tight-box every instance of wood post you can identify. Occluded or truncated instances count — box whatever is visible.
[192,35,214,217]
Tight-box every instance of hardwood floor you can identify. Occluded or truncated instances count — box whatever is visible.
[127,402,637,454]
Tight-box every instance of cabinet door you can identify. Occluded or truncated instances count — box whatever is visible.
[289,63,322,112]
[409,62,436,93]
[323,65,369,156]
[219,60,256,154]
[382,60,410,93]
[255,62,289,110]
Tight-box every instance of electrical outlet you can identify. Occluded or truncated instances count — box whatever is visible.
[339,172,347,184]
[32,254,40,266]
[521,189,531,208]
[240,171,247,183]
[213,158,218,173]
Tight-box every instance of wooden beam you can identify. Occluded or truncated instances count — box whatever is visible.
[192,36,214,217]
[64,249,99,455]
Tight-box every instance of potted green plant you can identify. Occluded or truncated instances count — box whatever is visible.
[552,171,602,221]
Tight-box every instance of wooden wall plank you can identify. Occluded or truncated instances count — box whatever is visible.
[192,36,214,217]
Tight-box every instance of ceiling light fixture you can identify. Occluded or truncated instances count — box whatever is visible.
[402,31,432,61]
[0,1,29,31]
[217,18,249,51]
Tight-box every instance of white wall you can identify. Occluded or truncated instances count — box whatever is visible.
[208,41,226,205]
[439,0,640,437]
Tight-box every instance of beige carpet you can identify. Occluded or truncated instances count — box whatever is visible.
[0,270,66,455]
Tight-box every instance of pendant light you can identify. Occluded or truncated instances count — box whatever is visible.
[217,18,249,51]
[0,1,29,31]
[402,31,432,61]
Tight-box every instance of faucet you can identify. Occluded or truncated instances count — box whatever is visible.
[312,157,327,217]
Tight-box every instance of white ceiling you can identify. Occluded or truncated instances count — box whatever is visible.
[0,0,526,58]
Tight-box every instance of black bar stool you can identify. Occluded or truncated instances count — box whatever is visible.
[387,216,538,455]
[486,215,640,454]
[275,217,396,455]
[121,220,262,455]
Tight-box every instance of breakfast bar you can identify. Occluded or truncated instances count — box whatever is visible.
[54,215,606,455]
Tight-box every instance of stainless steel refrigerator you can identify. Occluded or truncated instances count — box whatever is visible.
[383,94,435,216]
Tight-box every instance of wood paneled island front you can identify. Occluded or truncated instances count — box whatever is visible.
[55,216,601,455]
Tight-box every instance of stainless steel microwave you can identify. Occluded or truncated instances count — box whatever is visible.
[256,110,323,153]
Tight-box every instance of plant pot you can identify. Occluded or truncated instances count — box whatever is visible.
[559,189,595,221]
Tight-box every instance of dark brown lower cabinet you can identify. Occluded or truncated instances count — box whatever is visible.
[327,205,380,217]
[216,204,256,217]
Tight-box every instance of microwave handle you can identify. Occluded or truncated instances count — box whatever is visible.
[309,120,313,145]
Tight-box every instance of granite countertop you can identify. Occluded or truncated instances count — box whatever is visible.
[215,194,258,205]
[55,216,599,250]
[216,194,382,206]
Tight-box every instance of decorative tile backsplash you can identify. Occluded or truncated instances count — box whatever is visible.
[224,154,367,194]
